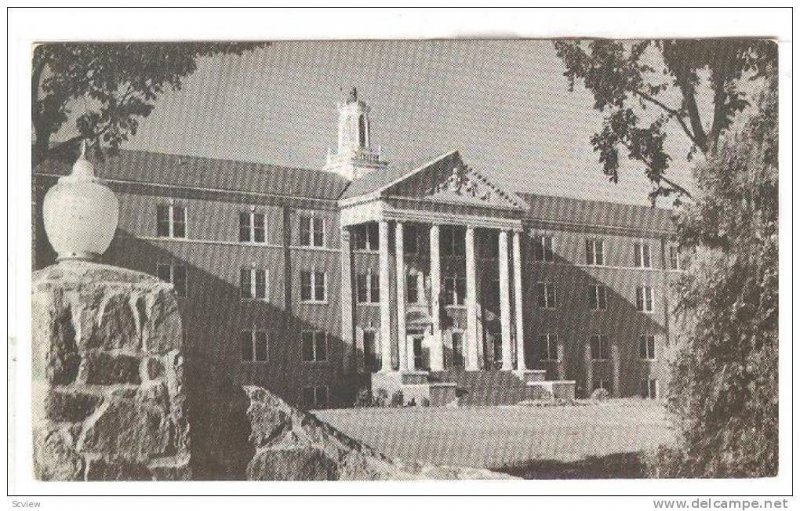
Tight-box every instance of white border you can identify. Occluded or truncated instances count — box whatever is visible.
[6,5,793,505]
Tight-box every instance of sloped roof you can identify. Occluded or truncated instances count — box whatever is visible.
[520,192,675,233]
[34,149,350,201]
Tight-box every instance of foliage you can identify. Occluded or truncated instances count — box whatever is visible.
[32,42,267,165]
[354,388,374,408]
[554,39,776,202]
[391,390,405,407]
[656,72,778,477]
[590,388,610,401]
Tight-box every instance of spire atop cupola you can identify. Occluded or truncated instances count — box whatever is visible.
[323,88,388,181]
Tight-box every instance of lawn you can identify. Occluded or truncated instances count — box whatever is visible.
[316,399,676,478]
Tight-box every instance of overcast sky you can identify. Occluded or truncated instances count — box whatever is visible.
[58,40,699,207]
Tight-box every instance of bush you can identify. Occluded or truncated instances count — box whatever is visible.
[353,388,373,408]
[390,390,404,407]
[374,388,389,407]
[591,388,610,401]
[420,397,430,407]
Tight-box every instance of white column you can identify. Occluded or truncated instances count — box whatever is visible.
[340,227,355,373]
[429,224,444,371]
[396,221,408,371]
[379,220,392,372]
[498,230,513,370]
[465,226,479,370]
[512,230,526,371]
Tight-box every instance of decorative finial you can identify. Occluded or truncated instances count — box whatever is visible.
[69,139,95,181]
[80,139,87,159]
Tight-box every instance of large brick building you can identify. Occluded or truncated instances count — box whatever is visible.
[33,91,680,408]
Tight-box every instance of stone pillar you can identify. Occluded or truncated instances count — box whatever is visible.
[512,230,526,371]
[32,262,190,481]
[612,343,621,398]
[584,343,593,398]
[340,227,355,374]
[465,226,479,371]
[395,221,408,371]
[429,224,444,371]
[498,230,513,370]
[379,220,392,372]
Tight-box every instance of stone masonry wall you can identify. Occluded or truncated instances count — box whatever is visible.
[32,262,190,480]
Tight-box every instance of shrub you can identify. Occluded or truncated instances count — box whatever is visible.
[591,388,610,401]
[374,388,389,407]
[390,390,404,407]
[420,397,430,407]
[353,388,373,408]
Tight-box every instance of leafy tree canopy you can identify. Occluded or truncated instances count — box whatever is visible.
[32,42,267,166]
[554,39,776,202]
[653,72,778,477]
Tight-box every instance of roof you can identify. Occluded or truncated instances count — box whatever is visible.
[34,149,350,201]
[519,192,674,233]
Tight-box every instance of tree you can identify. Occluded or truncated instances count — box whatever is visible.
[32,42,267,166]
[652,73,778,477]
[554,39,776,201]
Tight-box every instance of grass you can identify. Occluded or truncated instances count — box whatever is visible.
[316,399,675,478]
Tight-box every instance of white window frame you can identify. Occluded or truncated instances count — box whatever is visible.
[240,267,269,301]
[536,281,557,309]
[586,238,605,266]
[669,245,681,270]
[300,215,326,247]
[301,330,328,363]
[641,379,659,399]
[240,327,269,363]
[589,334,610,361]
[354,223,379,251]
[157,203,188,239]
[588,284,608,311]
[443,276,466,306]
[157,262,187,298]
[637,285,655,313]
[240,208,267,244]
[300,270,327,303]
[640,334,657,360]
[304,385,329,408]
[634,241,652,268]
[539,333,559,361]
[533,234,554,262]
[357,270,380,304]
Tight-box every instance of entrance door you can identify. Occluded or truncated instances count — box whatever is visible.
[492,335,504,369]
[451,332,465,368]
[412,335,425,370]
[363,330,380,372]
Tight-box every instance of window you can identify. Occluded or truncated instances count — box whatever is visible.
[585,238,605,266]
[539,333,559,361]
[536,282,557,309]
[239,211,266,243]
[302,331,328,362]
[589,334,610,360]
[534,234,554,262]
[407,273,421,304]
[240,268,268,300]
[669,245,681,270]
[356,271,380,304]
[303,385,329,408]
[451,332,464,368]
[443,276,465,305]
[156,204,186,239]
[404,225,419,255]
[634,242,652,268]
[587,284,608,310]
[640,379,658,399]
[594,379,612,392]
[300,271,326,302]
[353,223,378,251]
[636,286,654,313]
[640,334,656,360]
[363,330,381,372]
[299,216,325,247]
[240,328,268,362]
[157,263,187,297]
[441,227,464,256]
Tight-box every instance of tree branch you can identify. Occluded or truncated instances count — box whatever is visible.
[632,89,702,149]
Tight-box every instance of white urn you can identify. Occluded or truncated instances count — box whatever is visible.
[42,142,119,262]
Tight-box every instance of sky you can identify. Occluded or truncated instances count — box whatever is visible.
[57,40,699,207]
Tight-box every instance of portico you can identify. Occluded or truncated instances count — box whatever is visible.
[339,151,531,378]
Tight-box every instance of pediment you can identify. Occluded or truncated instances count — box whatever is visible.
[381,151,527,210]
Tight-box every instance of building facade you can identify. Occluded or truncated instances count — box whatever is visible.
[33,92,679,408]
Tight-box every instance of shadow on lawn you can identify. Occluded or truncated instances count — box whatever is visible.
[495,451,648,479]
